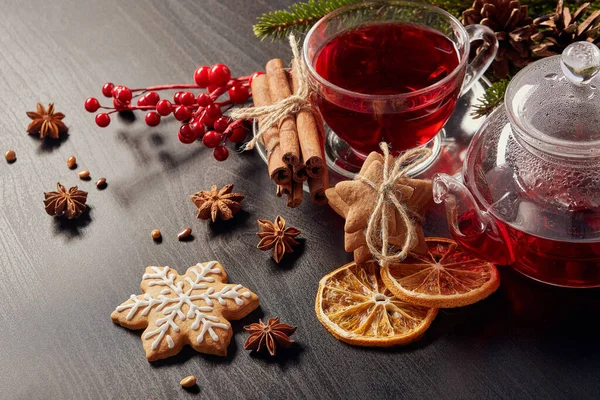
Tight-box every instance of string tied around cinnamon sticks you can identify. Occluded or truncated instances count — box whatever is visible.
[230,34,311,152]
[357,143,432,265]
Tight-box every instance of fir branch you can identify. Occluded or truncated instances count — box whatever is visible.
[253,0,472,41]
[253,0,600,42]
[471,78,510,119]
[254,0,360,41]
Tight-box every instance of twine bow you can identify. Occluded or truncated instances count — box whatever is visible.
[230,34,312,151]
[358,143,432,265]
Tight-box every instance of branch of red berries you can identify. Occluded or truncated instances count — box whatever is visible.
[84,64,264,161]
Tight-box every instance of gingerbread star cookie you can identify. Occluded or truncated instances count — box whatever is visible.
[111,261,259,361]
[325,152,433,264]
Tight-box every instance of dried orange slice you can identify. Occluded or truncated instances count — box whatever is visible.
[316,261,437,347]
[381,238,500,308]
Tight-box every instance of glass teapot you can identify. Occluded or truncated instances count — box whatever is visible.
[433,42,600,288]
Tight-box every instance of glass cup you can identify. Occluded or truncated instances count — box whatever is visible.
[303,0,498,177]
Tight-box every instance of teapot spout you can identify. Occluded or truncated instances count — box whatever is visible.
[433,174,513,265]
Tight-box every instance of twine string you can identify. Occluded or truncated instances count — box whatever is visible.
[230,34,311,151]
[356,143,432,265]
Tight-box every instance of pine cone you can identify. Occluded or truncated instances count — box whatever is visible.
[463,0,537,78]
[531,0,600,58]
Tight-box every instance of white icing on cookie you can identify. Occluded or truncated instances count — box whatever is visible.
[116,262,250,352]
[166,335,174,349]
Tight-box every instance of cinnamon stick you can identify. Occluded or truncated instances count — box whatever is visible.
[277,180,292,197]
[308,166,329,205]
[251,74,291,184]
[292,66,325,178]
[287,180,304,208]
[266,59,301,166]
[292,163,308,183]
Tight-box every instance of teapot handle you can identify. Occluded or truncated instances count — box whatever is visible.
[461,24,499,96]
[433,174,513,265]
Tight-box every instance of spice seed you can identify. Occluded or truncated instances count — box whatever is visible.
[5,150,16,163]
[151,229,161,240]
[96,177,107,189]
[67,156,77,169]
[177,228,192,240]
[78,170,90,180]
[180,375,196,388]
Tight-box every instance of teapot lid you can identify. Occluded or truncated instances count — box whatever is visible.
[505,41,600,158]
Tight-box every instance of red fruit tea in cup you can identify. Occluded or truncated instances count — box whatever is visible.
[314,22,462,156]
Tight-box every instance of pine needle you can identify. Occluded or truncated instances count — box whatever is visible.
[253,0,360,41]
[253,0,472,41]
[471,79,510,119]
[253,0,600,42]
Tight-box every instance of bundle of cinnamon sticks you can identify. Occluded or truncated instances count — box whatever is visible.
[251,58,328,208]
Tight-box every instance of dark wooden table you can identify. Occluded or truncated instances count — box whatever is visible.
[1,1,599,399]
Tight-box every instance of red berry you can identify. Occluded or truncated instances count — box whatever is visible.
[178,130,195,144]
[206,103,221,119]
[178,126,196,144]
[213,146,229,161]
[111,85,123,95]
[84,97,100,113]
[156,99,172,116]
[209,64,231,86]
[114,86,132,103]
[178,124,196,141]
[190,121,205,138]
[228,84,250,104]
[173,105,191,121]
[248,71,264,87]
[207,84,219,94]
[227,124,248,143]
[200,112,215,127]
[180,92,195,106]
[202,130,222,148]
[113,98,128,110]
[196,93,212,107]
[213,117,229,133]
[145,112,161,126]
[95,113,111,127]
[102,82,115,97]
[194,66,211,88]
[145,91,160,106]
[137,95,147,106]
[173,91,184,104]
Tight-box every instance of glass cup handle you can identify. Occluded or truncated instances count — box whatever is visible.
[461,24,499,96]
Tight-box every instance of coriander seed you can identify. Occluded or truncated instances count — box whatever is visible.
[4,150,16,163]
[177,228,192,240]
[96,177,107,189]
[78,170,90,180]
[151,229,161,240]
[180,375,196,388]
[67,156,77,169]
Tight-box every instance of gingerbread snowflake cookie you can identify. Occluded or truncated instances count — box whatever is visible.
[111,261,259,361]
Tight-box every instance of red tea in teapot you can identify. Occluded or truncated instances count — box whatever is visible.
[458,205,600,287]
[314,22,461,155]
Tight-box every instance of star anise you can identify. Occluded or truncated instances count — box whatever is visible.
[256,216,301,263]
[243,317,296,356]
[26,103,68,139]
[44,182,88,219]
[189,184,244,222]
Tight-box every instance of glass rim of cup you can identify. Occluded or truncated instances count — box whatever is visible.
[302,0,471,101]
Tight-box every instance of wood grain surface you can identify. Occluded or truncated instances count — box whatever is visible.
[1,1,599,399]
